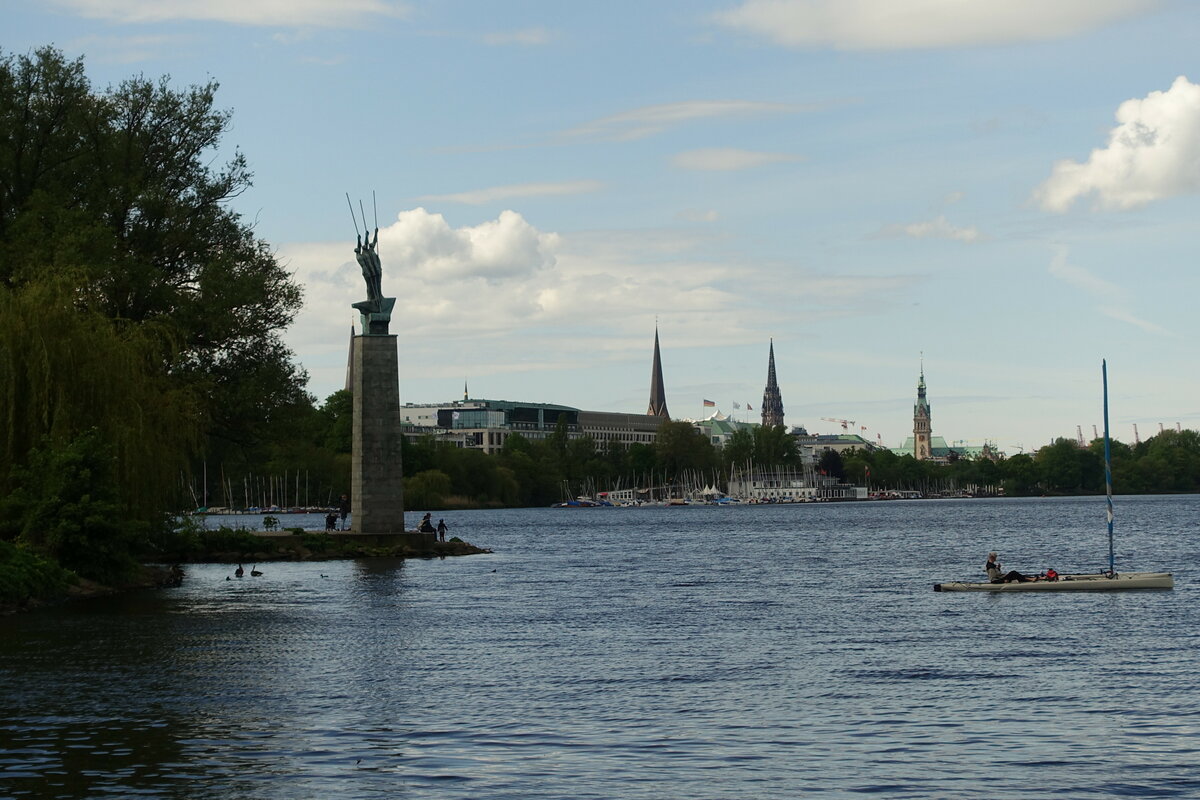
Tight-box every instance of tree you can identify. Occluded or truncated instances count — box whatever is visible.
[722,428,755,470]
[753,424,800,468]
[817,449,845,480]
[654,420,716,477]
[0,430,139,583]
[1,46,306,464]
[0,47,306,574]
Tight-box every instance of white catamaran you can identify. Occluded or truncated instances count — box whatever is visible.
[935,360,1174,593]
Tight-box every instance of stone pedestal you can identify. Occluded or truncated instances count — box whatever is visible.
[351,334,405,533]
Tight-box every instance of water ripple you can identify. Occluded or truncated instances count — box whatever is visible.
[1,496,1195,798]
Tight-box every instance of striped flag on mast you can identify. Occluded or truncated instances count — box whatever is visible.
[703,399,716,407]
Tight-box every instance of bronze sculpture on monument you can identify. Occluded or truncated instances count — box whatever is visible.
[345,195,414,537]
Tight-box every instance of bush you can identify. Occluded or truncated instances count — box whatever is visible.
[299,532,334,553]
[0,430,141,584]
[200,526,264,556]
[0,540,76,606]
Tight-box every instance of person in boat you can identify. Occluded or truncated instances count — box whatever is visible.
[985,552,1038,583]
[437,519,448,542]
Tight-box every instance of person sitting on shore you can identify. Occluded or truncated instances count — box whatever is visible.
[985,552,1038,583]
[418,513,436,533]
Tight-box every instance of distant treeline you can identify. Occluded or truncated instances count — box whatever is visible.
[835,432,1200,496]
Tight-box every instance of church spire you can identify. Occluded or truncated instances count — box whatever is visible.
[647,325,670,418]
[761,338,784,427]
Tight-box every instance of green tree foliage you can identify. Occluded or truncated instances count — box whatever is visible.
[0,46,305,577]
[655,420,716,476]
[817,449,845,480]
[753,424,801,468]
[0,277,200,526]
[722,428,755,468]
[405,470,453,510]
[0,430,139,583]
[1,46,305,450]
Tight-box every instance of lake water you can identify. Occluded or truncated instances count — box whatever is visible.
[2,495,1198,799]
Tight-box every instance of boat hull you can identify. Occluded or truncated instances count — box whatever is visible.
[934,572,1173,592]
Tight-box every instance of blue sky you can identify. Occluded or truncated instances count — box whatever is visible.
[6,0,1199,451]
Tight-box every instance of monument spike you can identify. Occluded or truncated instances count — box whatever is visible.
[345,193,360,238]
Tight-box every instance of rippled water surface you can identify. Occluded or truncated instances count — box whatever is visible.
[3,496,1198,799]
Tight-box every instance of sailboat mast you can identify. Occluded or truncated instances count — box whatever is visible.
[1103,359,1115,575]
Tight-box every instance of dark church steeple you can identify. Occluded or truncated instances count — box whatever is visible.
[761,338,784,427]
[647,326,670,418]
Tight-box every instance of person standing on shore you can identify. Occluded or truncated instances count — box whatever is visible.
[437,519,448,542]
[339,494,350,531]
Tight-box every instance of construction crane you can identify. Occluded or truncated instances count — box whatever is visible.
[1076,425,1085,447]
[1133,424,1140,445]
[821,417,855,431]
[1093,425,1099,441]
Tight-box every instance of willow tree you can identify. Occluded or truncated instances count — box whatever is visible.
[0,47,305,566]
[0,278,201,579]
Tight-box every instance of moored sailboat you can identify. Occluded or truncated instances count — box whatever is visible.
[934,360,1174,593]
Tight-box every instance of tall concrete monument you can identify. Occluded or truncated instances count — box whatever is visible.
[349,224,406,534]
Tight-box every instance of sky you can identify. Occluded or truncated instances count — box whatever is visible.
[5,0,1200,452]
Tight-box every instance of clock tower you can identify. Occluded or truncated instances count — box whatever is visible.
[913,364,932,461]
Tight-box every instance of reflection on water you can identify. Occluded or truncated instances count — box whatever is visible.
[2,496,1198,799]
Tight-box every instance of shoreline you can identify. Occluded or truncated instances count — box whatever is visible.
[2,536,490,616]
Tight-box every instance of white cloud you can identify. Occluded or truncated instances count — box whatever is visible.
[564,100,816,142]
[1034,76,1200,212]
[1098,306,1170,335]
[52,0,409,26]
[671,148,800,171]
[879,215,980,243]
[1049,247,1169,335]
[1048,247,1121,298]
[713,0,1154,50]
[378,208,559,283]
[483,27,555,45]
[419,180,603,205]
